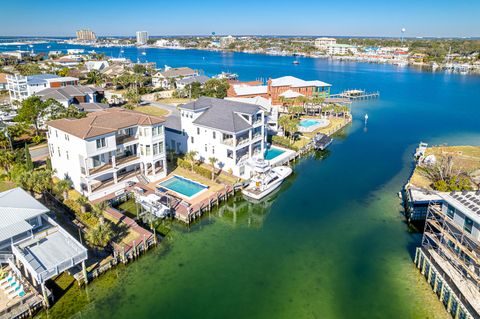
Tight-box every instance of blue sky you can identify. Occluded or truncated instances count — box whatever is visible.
[1,0,479,37]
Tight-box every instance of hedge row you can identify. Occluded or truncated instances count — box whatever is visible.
[177,158,212,179]
[272,136,299,151]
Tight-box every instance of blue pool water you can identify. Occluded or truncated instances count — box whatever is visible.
[299,119,321,128]
[264,146,286,160]
[158,176,207,197]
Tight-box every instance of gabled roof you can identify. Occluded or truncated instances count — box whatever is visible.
[233,84,268,96]
[36,85,102,101]
[0,188,49,241]
[279,89,304,98]
[270,76,331,88]
[180,97,261,134]
[47,107,165,139]
[156,67,197,78]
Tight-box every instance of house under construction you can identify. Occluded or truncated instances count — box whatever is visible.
[415,190,480,319]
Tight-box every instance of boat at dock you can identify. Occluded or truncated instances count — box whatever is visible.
[213,72,238,80]
[312,133,333,150]
[242,159,292,201]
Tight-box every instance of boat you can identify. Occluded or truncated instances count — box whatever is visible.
[242,159,292,201]
[312,133,333,150]
[213,72,238,80]
[141,52,147,56]
[293,60,300,65]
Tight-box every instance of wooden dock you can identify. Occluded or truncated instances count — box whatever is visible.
[330,89,380,101]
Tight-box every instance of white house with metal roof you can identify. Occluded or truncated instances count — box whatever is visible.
[7,74,79,102]
[166,97,266,178]
[0,188,88,305]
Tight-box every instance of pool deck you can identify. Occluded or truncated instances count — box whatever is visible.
[145,167,238,224]
[266,146,297,167]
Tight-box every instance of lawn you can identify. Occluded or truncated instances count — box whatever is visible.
[409,145,480,189]
[0,181,16,192]
[134,105,170,117]
[156,97,193,105]
[116,198,139,219]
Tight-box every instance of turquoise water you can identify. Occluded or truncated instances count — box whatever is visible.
[264,146,286,160]
[299,118,322,127]
[23,42,480,319]
[158,176,207,197]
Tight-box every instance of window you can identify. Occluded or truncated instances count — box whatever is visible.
[64,134,69,141]
[66,151,69,160]
[55,130,58,138]
[212,146,215,154]
[239,165,245,175]
[140,145,144,156]
[197,128,200,135]
[146,145,151,155]
[464,217,474,234]
[96,138,106,149]
[191,136,194,144]
[58,147,61,157]
[446,204,455,219]
[213,131,216,139]
[153,143,158,155]
[158,141,163,153]
[205,144,207,152]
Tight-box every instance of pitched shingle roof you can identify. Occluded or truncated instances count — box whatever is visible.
[47,108,165,139]
[36,85,103,101]
[157,67,196,78]
[180,97,260,133]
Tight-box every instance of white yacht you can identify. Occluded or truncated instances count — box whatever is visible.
[242,159,292,201]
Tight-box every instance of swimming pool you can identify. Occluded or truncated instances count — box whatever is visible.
[299,119,321,128]
[264,146,286,160]
[158,176,208,198]
[298,118,330,132]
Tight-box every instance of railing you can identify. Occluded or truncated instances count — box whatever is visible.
[116,135,137,145]
[221,138,234,146]
[88,161,113,175]
[115,154,140,166]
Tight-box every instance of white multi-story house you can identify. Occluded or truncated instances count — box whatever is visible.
[7,74,79,102]
[152,66,198,89]
[47,108,167,200]
[165,97,266,178]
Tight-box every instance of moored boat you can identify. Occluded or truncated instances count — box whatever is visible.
[242,159,292,201]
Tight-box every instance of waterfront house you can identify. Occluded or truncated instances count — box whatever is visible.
[267,76,331,105]
[165,96,266,178]
[175,75,210,90]
[0,187,87,307]
[47,108,167,200]
[7,74,79,102]
[415,191,480,319]
[152,67,198,89]
[35,85,105,108]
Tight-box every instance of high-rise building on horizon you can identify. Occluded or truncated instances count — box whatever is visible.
[136,31,148,45]
[76,29,97,42]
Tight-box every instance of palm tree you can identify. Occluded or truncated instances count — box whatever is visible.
[56,179,72,200]
[184,151,198,172]
[208,157,218,180]
[76,195,89,214]
[86,70,104,86]
[85,223,113,248]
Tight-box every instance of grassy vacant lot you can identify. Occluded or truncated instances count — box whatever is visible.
[156,97,193,105]
[134,105,170,117]
[0,181,16,192]
[410,145,480,189]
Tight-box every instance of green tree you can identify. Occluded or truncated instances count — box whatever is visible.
[56,179,72,200]
[24,143,33,171]
[57,67,70,77]
[86,70,104,86]
[208,157,218,180]
[85,223,113,248]
[15,63,41,76]
[203,79,229,98]
[133,64,147,74]
[15,96,63,136]
[184,151,198,172]
[0,150,15,172]
[76,195,89,214]
[123,88,141,105]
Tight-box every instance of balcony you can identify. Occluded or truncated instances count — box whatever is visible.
[221,138,235,146]
[90,168,140,193]
[88,161,113,175]
[116,135,137,145]
[115,154,140,167]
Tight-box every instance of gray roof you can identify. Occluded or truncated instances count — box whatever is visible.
[0,188,49,241]
[177,75,210,86]
[36,85,102,101]
[180,97,260,133]
[77,102,109,112]
[164,110,182,132]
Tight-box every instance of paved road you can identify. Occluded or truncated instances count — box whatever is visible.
[30,144,49,161]
[142,100,178,116]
